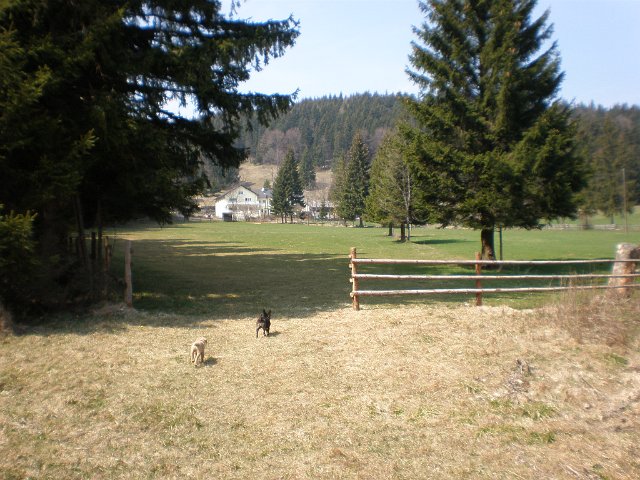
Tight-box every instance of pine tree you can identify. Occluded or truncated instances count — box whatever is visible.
[366,130,420,237]
[407,0,584,259]
[575,111,638,221]
[340,133,371,224]
[0,0,298,243]
[0,0,299,310]
[271,149,305,223]
[299,146,317,189]
[330,153,349,221]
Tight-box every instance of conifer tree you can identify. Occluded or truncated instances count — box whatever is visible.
[330,153,349,221]
[299,146,317,189]
[340,133,371,224]
[0,0,299,247]
[366,130,419,237]
[0,0,299,311]
[577,114,637,221]
[407,0,584,259]
[271,149,305,223]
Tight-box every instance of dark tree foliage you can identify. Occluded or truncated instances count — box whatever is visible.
[238,93,407,168]
[334,133,371,223]
[0,0,298,310]
[271,149,305,223]
[365,130,421,235]
[299,146,317,189]
[572,104,640,219]
[0,206,37,312]
[329,153,348,220]
[406,0,584,259]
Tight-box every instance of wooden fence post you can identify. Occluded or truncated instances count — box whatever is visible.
[350,247,360,311]
[124,240,133,308]
[608,243,640,297]
[475,252,483,306]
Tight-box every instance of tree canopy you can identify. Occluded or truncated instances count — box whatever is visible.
[332,133,371,223]
[406,0,584,258]
[0,0,299,311]
[573,105,640,220]
[0,0,298,231]
[239,93,407,168]
[366,130,421,232]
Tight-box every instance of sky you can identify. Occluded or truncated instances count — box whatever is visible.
[225,0,640,107]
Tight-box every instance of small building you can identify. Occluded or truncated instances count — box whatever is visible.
[214,182,272,220]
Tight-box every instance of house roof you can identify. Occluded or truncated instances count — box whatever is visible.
[214,182,272,201]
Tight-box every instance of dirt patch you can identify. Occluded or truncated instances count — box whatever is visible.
[1,302,638,479]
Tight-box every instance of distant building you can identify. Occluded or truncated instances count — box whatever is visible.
[214,182,272,220]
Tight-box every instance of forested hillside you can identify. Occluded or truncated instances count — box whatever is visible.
[213,94,640,219]
[237,92,408,168]
[573,104,640,216]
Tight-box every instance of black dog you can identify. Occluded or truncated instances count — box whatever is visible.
[256,309,271,338]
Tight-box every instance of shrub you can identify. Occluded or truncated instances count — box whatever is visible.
[0,206,37,313]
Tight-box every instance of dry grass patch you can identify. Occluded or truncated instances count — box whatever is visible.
[1,300,639,479]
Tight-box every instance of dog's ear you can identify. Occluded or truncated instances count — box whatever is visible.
[267,309,271,316]
[262,309,267,315]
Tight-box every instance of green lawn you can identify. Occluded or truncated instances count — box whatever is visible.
[551,205,640,226]
[108,221,640,316]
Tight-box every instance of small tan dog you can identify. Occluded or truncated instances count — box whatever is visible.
[190,337,207,366]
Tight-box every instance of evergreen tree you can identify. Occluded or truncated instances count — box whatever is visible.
[271,149,305,223]
[573,107,639,220]
[407,0,584,259]
[0,0,299,309]
[340,133,371,224]
[239,93,408,168]
[299,146,317,188]
[365,130,420,237]
[0,206,37,313]
[330,153,349,221]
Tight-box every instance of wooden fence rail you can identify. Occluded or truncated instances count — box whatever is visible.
[348,246,640,310]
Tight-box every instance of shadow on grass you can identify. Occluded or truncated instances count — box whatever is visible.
[259,331,281,338]
[412,238,472,245]
[19,237,614,334]
[201,357,217,367]
[102,238,356,322]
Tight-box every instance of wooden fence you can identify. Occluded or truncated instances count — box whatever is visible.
[348,247,640,310]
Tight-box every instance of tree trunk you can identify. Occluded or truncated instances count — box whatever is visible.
[400,223,406,242]
[480,228,496,261]
[608,243,640,297]
[96,198,103,262]
[388,222,393,236]
[74,196,88,266]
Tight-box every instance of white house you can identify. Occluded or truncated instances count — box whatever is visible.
[214,182,272,220]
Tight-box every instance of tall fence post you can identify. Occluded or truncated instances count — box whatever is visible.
[124,240,133,308]
[475,252,483,306]
[608,243,640,297]
[350,247,360,311]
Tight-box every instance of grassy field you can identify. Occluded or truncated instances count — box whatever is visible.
[105,221,640,315]
[1,223,639,479]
